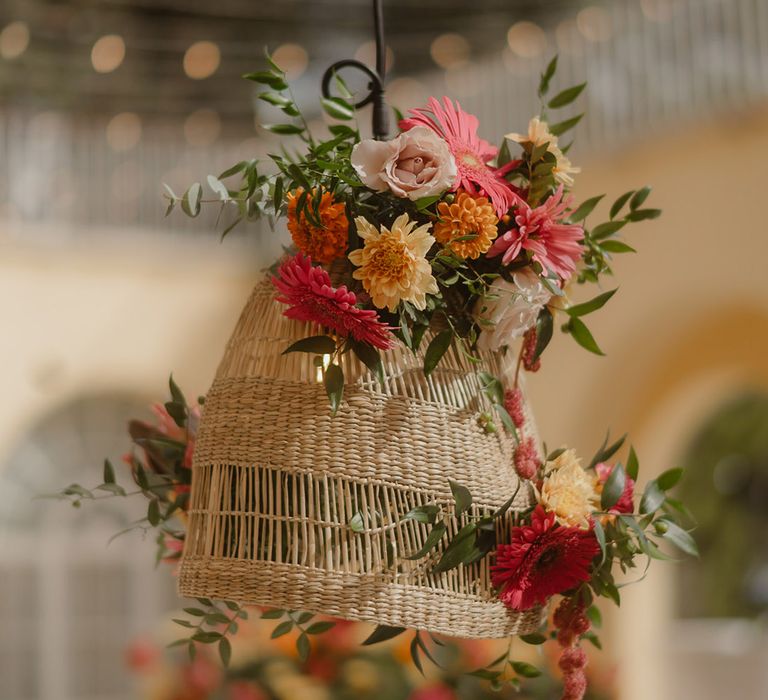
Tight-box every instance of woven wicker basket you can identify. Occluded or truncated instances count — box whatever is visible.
[178,275,545,638]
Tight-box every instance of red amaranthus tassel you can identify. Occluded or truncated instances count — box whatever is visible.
[522,327,541,372]
[553,597,591,700]
[503,387,526,429]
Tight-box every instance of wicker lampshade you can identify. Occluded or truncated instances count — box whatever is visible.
[178,276,545,638]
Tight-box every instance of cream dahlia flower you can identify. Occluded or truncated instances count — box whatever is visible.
[505,117,581,188]
[349,214,438,312]
[538,448,599,529]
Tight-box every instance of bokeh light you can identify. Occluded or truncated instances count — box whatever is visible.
[271,43,308,80]
[0,21,30,60]
[430,33,470,69]
[106,112,142,152]
[577,6,613,43]
[506,21,547,59]
[183,41,220,80]
[90,34,125,73]
[183,109,221,146]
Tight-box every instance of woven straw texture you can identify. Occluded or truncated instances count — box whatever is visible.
[179,277,545,638]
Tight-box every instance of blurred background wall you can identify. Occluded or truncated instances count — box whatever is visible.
[1,0,768,698]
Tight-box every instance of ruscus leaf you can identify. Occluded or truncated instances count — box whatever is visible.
[423,330,453,376]
[547,82,586,109]
[281,335,336,356]
[362,625,406,646]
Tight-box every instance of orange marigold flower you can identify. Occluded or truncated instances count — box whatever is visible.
[433,190,499,259]
[287,189,349,264]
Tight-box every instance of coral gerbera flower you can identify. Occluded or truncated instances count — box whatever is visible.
[433,190,499,259]
[287,189,349,265]
[348,213,438,312]
[486,185,584,281]
[272,253,394,350]
[400,97,519,217]
[491,505,599,611]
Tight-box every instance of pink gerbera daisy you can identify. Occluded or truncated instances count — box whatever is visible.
[487,185,584,280]
[400,96,519,217]
[272,253,394,351]
[491,505,599,611]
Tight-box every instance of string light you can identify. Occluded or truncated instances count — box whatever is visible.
[576,6,613,43]
[506,21,547,59]
[91,34,125,73]
[0,21,30,60]
[430,33,470,69]
[354,40,394,71]
[271,43,308,80]
[184,109,221,146]
[183,41,220,80]
[106,112,142,152]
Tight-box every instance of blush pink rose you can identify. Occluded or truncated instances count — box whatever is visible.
[351,126,457,200]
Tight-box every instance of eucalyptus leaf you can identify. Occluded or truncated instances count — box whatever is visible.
[206,174,229,201]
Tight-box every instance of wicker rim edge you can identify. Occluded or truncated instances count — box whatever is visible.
[179,557,545,639]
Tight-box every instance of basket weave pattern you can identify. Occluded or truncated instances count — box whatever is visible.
[179,280,545,638]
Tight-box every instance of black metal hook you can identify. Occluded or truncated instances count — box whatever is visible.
[320,0,388,139]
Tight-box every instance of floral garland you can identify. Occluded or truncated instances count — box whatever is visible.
[54,55,696,700]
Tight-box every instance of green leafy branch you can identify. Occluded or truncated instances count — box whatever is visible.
[261,608,336,663]
[170,598,248,667]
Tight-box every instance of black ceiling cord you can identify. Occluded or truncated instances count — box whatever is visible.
[320,0,388,140]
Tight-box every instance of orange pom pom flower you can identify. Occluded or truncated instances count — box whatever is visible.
[433,190,499,259]
[287,189,349,264]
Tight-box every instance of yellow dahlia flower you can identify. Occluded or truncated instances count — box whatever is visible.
[348,213,438,312]
[538,448,599,529]
[433,191,499,259]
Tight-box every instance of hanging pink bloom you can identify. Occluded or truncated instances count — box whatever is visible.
[400,96,520,217]
[272,253,394,351]
[487,185,584,281]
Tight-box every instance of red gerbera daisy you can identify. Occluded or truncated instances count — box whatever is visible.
[400,96,520,217]
[487,185,584,281]
[491,505,599,611]
[272,253,394,350]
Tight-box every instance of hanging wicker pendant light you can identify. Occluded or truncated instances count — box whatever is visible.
[178,275,545,638]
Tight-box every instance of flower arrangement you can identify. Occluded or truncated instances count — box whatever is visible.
[54,54,696,700]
